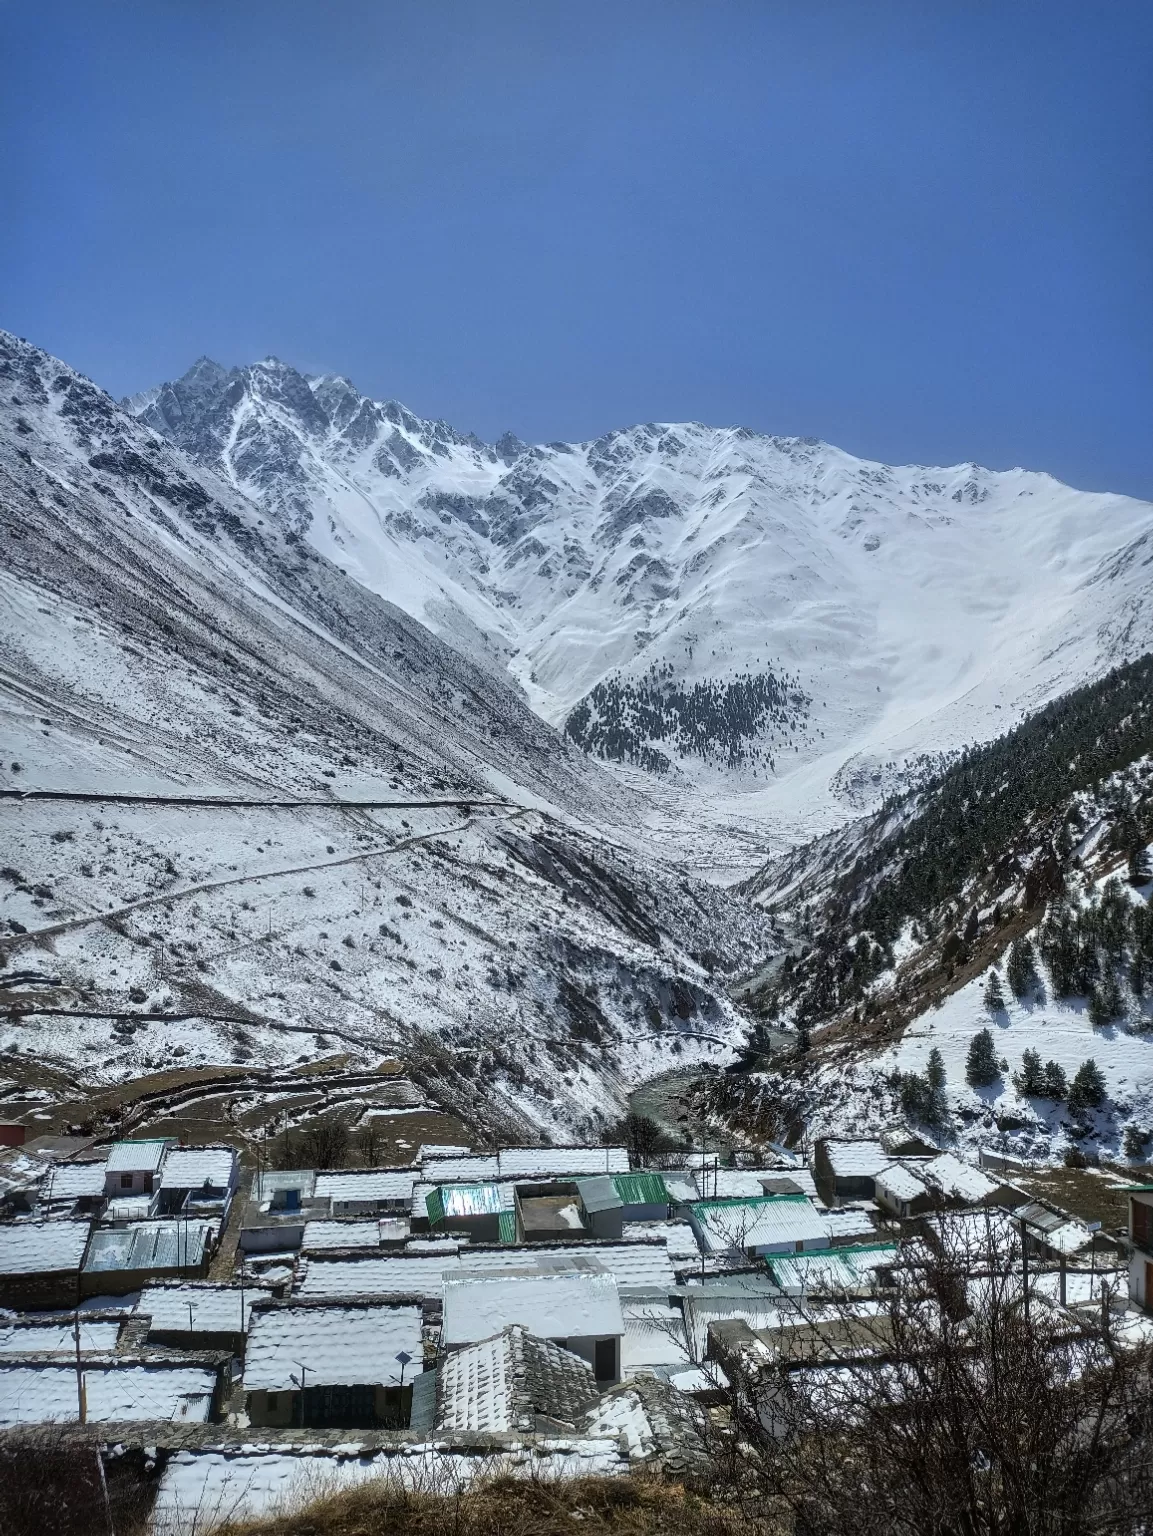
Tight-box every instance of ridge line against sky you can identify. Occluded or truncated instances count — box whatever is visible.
[3,0,1152,499]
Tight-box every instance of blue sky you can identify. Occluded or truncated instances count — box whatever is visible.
[3,1,1152,495]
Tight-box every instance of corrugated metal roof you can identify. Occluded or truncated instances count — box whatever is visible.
[578,1177,623,1214]
[497,1211,518,1244]
[611,1173,669,1208]
[84,1221,209,1274]
[105,1140,169,1174]
[768,1242,898,1293]
[429,1184,507,1224]
[690,1196,829,1255]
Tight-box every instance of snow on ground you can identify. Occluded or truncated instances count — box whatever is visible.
[887,973,1153,1159]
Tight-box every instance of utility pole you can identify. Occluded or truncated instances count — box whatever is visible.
[73,1302,86,1424]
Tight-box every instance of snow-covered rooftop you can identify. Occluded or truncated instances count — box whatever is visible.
[768,1243,899,1295]
[42,1162,108,1201]
[621,1221,700,1260]
[620,1299,692,1374]
[0,1320,120,1354]
[137,1282,251,1335]
[314,1170,417,1205]
[691,1196,830,1255]
[920,1153,1000,1204]
[302,1219,387,1252]
[443,1269,623,1347]
[158,1147,238,1191]
[244,1302,423,1392]
[435,1324,600,1432]
[497,1147,630,1179]
[0,1220,90,1275]
[0,1364,216,1426]
[821,1207,880,1243]
[876,1164,929,1202]
[824,1141,888,1178]
[298,1241,678,1301]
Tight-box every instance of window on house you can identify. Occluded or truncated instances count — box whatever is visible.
[120,1173,133,1189]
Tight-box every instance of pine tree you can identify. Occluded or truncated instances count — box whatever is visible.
[1089,966,1124,1026]
[1014,1047,1044,1096]
[1068,1058,1107,1112]
[899,1071,931,1122]
[1123,1124,1150,1159]
[1006,936,1036,1000]
[983,971,1005,1012]
[1041,1060,1067,1100]
[966,1028,1000,1087]
[1128,843,1152,885]
[926,1047,946,1090]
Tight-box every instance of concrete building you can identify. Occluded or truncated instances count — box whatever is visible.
[103,1140,171,1198]
[157,1146,239,1220]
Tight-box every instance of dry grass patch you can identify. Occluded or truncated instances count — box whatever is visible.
[204,1473,771,1536]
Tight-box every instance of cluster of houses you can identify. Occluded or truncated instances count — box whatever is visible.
[0,1122,1149,1527]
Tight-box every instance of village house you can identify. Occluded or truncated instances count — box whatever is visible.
[688,1194,830,1259]
[813,1138,889,1205]
[157,1145,239,1220]
[244,1298,424,1428]
[0,1359,221,1427]
[82,1219,212,1296]
[136,1280,253,1349]
[430,1322,603,1433]
[0,1220,91,1309]
[103,1139,171,1198]
[442,1263,625,1383]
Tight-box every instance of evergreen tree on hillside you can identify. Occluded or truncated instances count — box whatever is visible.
[1068,1058,1107,1113]
[1088,966,1124,1027]
[926,1047,946,1090]
[983,971,1005,1012]
[1006,937,1036,999]
[1097,879,1131,960]
[1041,1060,1068,1101]
[1014,1047,1044,1096]
[1039,904,1079,997]
[966,1028,1000,1087]
[1128,842,1152,885]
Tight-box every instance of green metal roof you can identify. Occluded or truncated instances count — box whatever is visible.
[611,1172,670,1207]
[1120,1184,1153,1192]
[497,1210,518,1244]
[690,1193,809,1216]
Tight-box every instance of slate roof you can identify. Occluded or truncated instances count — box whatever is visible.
[0,1364,216,1425]
[105,1140,170,1174]
[158,1147,237,1191]
[314,1170,417,1205]
[824,1141,888,1179]
[581,1387,655,1457]
[920,1154,1000,1204]
[821,1207,879,1243]
[42,1162,107,1201]
[497,1147,630,1178]
[442,1269,624,1347]
[298,1242,678,1301]
[137,1282,252,1335]
[301,1219,386,1252]
[245,1302,423,1392]
[0,1320,120,1354]
[0,1220,90,1276]
[876,1164,930,1202]
[624,1221,700,1260]
[435,1324,601,1432]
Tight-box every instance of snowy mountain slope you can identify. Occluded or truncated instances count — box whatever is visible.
[0,331,777,1137]
[128,358,1153,860]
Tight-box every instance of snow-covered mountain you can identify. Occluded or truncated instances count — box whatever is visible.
[0,331,776,1139]
[128,357,1153,863]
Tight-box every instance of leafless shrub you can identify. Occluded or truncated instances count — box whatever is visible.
[708,1211,1153,1536]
